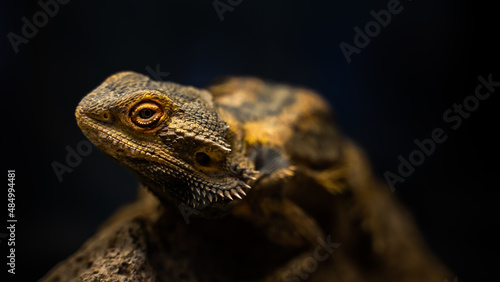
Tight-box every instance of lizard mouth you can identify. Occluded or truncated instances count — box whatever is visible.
[76,113,252,209]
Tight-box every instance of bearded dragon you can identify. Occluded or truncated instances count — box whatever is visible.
[42,72,451,282]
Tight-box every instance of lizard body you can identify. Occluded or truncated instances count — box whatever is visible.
[42,72,451,281]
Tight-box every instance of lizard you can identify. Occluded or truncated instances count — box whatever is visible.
[42,71,452,281]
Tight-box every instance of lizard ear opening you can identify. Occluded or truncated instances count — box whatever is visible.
[195,152,211,167]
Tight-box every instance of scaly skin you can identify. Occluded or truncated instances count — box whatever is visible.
[42,72,452,282]
[75,72,257,215]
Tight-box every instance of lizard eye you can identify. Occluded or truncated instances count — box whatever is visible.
[139,108,154,119]
[130,102,164,128]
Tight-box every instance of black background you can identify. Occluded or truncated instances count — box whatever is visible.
[1,0,498,281]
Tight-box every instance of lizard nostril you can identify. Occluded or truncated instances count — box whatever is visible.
[89,110,112,123]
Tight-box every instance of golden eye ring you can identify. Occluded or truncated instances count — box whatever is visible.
[130,101,164,128]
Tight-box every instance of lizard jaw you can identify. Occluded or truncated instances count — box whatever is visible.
[76,114,254,210]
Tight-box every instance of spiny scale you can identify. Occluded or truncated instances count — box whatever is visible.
[231,189,242,199]
[224,190,233,200]
[237,187,246,196]
[187,180,253,209]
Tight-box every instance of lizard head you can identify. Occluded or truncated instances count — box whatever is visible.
[76,71,256,214]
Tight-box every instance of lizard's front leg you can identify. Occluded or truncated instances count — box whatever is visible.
[233,196,324,248]
[232,194,334,282]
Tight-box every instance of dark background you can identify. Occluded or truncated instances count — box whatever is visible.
[1,0,497,281]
